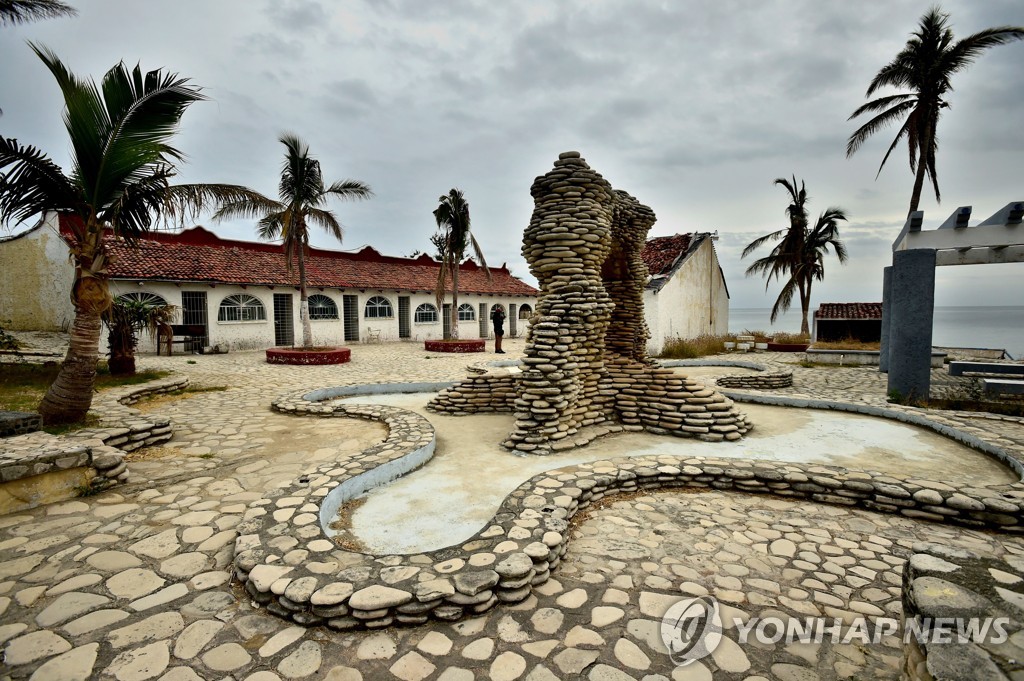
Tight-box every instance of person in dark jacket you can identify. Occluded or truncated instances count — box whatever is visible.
[490,305,506,354]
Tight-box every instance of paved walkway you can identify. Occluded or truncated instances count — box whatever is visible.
[2,339,1024,680]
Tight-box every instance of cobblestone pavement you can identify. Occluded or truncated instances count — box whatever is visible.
[2,338,1024,680]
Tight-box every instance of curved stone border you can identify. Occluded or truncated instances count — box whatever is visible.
[660,358,794,390]
[424,339,486,353]
[266,347,351,365]
[238,380,1024,630]
[719,391,1024,480]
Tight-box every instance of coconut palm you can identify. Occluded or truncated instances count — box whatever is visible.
[0,0,76,26]
[103,297,176,376]
[0,44,263,424]
[847,8,1024,214]
[432,188,489,340]
[212,135,372,348]
[743,177,849,336]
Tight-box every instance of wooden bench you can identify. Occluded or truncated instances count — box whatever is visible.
[949,361,1024,377]
[980,378,1024,396]
[158,324,205,355]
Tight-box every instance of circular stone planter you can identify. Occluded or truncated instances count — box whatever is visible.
[424,339,486,353]
[266,347,351,365]
[767,342,810,353]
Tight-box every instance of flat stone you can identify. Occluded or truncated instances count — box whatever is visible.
[130,583,188,611]
[160,553,210,578]
[277,641,322,679]
[555,588,588,609]
[107,568,166,600]
[174,620,224,660]
[453,570,499,596]
[130,530,181,559]
[356,632,396,660]
[349,585,413,610]
[416,631,453,656]
[259,626,306,658]
[555,648,600,675]
[531,607,564,634]
[311,582,354,606]
[591,606,624,627]
[109,612,184,648]
[36,592,111,627]
[461,637,495,660]
[107,641,171,681]
[4,630,72,665]
[613,638,650,670]
[63,608,130,636]
[202,642,252,672]
[389,651,435,681]
[490,651,527,680]
[27,642,99,681]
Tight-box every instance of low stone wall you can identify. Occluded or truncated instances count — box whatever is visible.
[901,543,1023,680]
[806,348,945,368]
[237,385,1024,630]
[0,411,41,438]
[428,370,518,415]
[0,376,186,510]
[716,372,794,389]
[266,347,351,365]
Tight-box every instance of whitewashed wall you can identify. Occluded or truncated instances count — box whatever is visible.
[0,214,75,331]
[643,238,729,355]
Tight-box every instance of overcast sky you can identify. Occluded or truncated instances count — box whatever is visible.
[2,0,1022,316]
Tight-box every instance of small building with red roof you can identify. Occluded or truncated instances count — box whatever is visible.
[812,302,883,343]
[640,232,730,353]
[0,213,538,351]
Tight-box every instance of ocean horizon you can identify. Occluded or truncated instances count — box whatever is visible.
[729,306,1024,360]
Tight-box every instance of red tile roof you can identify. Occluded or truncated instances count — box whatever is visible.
[815,303,883,320]
[60,220,537,296]
[641,234,694,276]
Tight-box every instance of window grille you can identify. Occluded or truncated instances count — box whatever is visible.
[218,294,266,322]
[414,303,439,323]
[364,296,394,319]
[308,294,338,320]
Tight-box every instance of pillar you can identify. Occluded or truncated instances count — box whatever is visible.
[887,249,936,401]
[879,266,892,373]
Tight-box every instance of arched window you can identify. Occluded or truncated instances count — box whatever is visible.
[308,294,338,320]
[364,296,394,319]
[414,303,439,323]
[457,303,475,321]
[218,294,266,322]
[116,292,169,307]
[518,304,533,319]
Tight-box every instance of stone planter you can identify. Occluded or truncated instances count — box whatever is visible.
[723,342,736,351]
[266,347,351,365]
[424,339,486,353]
[737,342,752,352]
[767,342,810,352]
[754,342,768,350]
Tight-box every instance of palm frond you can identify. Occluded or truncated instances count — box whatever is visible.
[0,0,76,26]
[171,184,280,224]
[304,207,343,241]
[468,232,491,280]
[325,179,373,201]
[770,277,798,322]
[845,100,916,158]
[0,136,79,227]
[740,228,786,258]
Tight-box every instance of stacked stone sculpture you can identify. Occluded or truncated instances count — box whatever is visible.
[430,152,750,452]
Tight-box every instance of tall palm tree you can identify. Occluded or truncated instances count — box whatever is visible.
[743,177,849,336]
[0,0,76,26]
[213,135,372,348]
[0,45,262,424]
[432,188,489,340]
[847,8,1024,214]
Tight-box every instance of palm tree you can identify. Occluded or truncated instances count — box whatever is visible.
[0,45,262,424]
[103,297,175,376]
[432,188,489,340]
[213,135,372,348]
[0,0,76,26]
[743,177,849,336]
[847,8,1024,214]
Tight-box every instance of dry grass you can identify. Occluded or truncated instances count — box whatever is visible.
[659,334,732,359]
[813,338,880,351]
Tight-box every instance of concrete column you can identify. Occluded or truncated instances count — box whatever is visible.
[879,266,892,373]
[887,249,936,401]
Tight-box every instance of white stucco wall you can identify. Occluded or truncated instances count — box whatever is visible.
[0,214,75,331]
[644,238,729,355]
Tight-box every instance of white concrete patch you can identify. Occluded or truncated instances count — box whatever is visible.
[339,394,1016,554]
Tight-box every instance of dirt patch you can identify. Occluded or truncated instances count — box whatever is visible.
[329,496,368,552]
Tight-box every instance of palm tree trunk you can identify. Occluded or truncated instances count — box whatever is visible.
[297,245,312,348]
[799,279,810,337]
[908,158,928,214]
[451,264,459,340]
[38,299,103,425]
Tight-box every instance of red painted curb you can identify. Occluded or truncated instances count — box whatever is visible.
[424,339,486,353]
[266,347,352,365]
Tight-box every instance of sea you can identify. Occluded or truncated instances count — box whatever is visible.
[729,306,1024,360]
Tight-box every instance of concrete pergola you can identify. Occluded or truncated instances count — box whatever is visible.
[880,201,1023,399]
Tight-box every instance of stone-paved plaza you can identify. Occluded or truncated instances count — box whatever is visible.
[2,337,1024,680]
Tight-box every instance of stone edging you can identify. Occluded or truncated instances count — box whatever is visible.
[0,376,186,498]
[658,358,794,389]
[237,383,1024,630]
[901,542,1024,680]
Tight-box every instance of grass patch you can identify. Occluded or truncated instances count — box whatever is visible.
[771,332,811,344]
[739,329,773,342]
[813,338,880,351]
[0,362,170,417]
[659,334,731,359]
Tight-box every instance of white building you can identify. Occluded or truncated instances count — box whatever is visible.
[0,214,538,351]
[641,233,730,354]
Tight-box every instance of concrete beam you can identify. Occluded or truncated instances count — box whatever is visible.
[935,245,1024,266]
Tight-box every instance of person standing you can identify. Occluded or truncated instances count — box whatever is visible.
[490,304,506,354]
